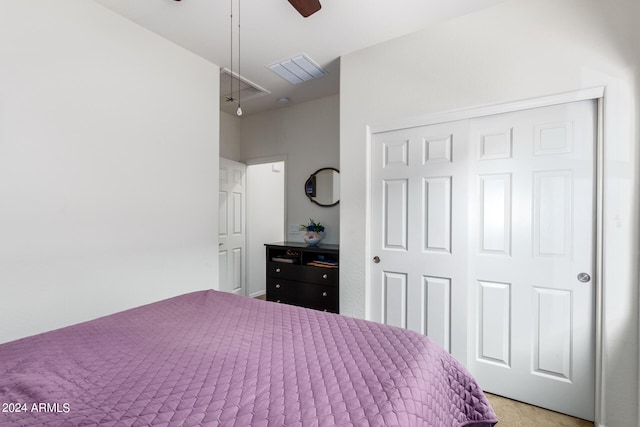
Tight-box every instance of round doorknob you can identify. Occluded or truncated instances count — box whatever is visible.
[577,272,591,283]
[373,256,380,263]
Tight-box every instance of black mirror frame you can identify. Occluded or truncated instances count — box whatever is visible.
[304,167,340,207]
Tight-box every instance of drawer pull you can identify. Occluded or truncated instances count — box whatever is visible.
[322,274,328,279]
[275,268,281,273]
[322,291,328,297]
[275,283,281,289]
[276,300,281,303]
[323,309,328,312]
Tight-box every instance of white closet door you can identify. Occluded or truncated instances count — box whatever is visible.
[370,120,470,359]
[467,100,595,421]
[369,100,596,420]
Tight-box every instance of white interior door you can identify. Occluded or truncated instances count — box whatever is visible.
[467,101,595,420]
[219,157,246,295]
[369,100,596,420]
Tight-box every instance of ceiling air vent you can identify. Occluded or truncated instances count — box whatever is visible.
[267,54,327,85]
[220,68,270,104]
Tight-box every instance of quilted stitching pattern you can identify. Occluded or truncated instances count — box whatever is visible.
[0,291,497,426]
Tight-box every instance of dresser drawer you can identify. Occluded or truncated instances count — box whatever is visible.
[300,283,338,313]
[266,278,296,304]
[266,278,338,313]
[267,262,338,286]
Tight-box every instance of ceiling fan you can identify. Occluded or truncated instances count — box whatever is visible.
[173,0,321,18]
[287,0,321,17]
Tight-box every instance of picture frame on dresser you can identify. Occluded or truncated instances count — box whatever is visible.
[265,242,339,313]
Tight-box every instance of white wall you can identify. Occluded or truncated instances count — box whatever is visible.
[0,1,220,344]
[340,0,639,425]
[220,112,241,161]
[241,95,340,244]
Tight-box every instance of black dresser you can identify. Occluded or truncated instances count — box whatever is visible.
[265,242,339,313]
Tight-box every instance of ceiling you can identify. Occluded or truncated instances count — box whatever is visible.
[94,0,506,116]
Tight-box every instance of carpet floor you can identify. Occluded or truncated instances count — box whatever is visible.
[486,393,593,427]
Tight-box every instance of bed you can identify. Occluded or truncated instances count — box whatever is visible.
[0,290,497,426]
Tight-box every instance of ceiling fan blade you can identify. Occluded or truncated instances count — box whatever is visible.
[288,0,321,17]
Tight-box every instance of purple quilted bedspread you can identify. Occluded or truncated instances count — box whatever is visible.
[0,290,497,426]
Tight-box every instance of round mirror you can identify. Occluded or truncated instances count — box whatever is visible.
[304,167,340,207]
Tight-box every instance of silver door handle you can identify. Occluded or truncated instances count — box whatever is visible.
[373,256,380,263]
[577,272,591,283]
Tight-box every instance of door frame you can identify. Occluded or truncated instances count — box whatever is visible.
[365,86,605,425]
[245,155,287,298]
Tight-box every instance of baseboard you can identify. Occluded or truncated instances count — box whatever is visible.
[249,290,266,298]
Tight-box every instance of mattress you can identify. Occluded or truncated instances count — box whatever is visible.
[0,290,497,426]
